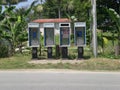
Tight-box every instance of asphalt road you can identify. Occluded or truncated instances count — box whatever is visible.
[0,70,120,90]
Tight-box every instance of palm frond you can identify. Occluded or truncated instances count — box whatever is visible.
[24,0,38,16]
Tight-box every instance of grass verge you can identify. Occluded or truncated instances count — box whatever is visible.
[0,54,120,71]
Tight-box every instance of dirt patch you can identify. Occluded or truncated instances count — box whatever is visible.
[28,59,85,64]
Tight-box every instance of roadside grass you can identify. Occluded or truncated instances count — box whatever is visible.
[0,54,120,71]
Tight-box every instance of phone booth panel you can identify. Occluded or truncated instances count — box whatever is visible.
[44,23,55,47]
[74,22,86,47]
[59,23,71,47]
[44,23,55,58]
[74,22,86,59]
[28,23,40,59]
[28,23,40,47]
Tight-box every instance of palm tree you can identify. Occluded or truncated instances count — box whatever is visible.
[62,0,74,15]
[0,6,5,42]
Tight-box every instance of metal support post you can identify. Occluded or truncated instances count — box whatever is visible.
[32,47,38,59]
[47,47,52,58]
[78,47,84,59]
[61,47,68,58]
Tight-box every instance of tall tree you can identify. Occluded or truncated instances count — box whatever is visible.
[42,0,91,19]
[73,0,90,21]
[43,0,59,18]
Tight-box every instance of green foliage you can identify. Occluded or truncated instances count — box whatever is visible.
[24,0,38,16]
[0,44,9,58]
[73,0,91,21]
[0,1,38,55]
[68,54,76,60]
[70,34,74,44]
[97,31,109,49]
[97,0,119,30]
[55,35,60,45]
[0,0,119,58]
[107,8,120,32]
[86,29,91,45]
[42,0,91,20]
[105,8,120,50]
[99,53,120,59]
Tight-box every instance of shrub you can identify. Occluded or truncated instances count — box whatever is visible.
[0,44,9,58]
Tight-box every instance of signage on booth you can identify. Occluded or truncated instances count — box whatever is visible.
[28,23,39,27]
[44,23,54,27]
[74,22,86,46]
[44,23,55,47]
[60,23,70,47]
[28,23,40,47]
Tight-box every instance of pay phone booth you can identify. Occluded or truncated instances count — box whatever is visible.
[28,23,40,59]
[74,22,86,59]
[59,23,71,58]
[44,23,55,58]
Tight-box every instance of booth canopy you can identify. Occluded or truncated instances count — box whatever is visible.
[33,18,71,23]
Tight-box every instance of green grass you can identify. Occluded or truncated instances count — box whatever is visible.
[0,54,120,71]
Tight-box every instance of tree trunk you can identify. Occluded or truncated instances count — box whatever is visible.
[115,45,120,56]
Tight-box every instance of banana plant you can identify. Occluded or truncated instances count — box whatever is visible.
[0,5,14,43]
[0,0,38,54]
[107,8,120,33]
[106,8,120,55]
[14,0,38,53]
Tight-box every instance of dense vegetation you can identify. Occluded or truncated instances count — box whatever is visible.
[0,0,120,58]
